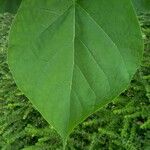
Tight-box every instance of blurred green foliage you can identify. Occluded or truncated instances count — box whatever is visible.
[0,11,150,150]
[0,0,22,14]
[132,0,150,13]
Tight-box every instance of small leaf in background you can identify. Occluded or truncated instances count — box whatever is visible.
[132,0,150,13]
[0,0,22,14]
[8,0,143,143]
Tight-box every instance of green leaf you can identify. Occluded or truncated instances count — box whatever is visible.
[0,0,22,13]
[8,0,143,140]
[132,0,150,13]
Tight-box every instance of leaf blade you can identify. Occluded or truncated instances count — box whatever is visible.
[8,0,143,140]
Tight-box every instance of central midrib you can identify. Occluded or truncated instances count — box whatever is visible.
[66,0,76,137]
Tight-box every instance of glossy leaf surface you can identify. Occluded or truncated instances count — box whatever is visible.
[8,0,143,140]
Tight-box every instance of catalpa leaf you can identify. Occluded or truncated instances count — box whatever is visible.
[8,0,143,140]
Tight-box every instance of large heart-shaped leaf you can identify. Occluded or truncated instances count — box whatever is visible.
[8,0,143,141]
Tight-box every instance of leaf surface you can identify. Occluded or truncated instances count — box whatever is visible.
[132,0,150,13]
[8,0,143,140]
[0,0,22,13]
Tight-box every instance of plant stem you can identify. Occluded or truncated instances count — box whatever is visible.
[63,139,67,150]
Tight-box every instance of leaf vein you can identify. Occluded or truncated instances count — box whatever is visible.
[77,38,111,91]
[77,4,130,78]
